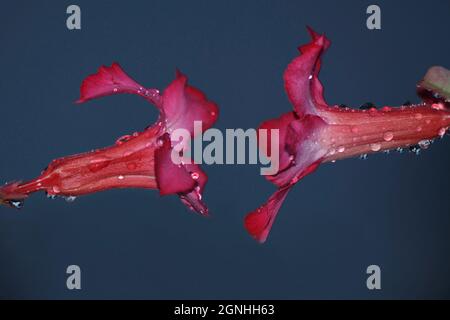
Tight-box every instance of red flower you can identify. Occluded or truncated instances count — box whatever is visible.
[0,63,218,215]
[245,28,450,243]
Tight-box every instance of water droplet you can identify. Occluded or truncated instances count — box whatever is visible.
[438,127,447,138]
[52,186,60,194]
[381,106,392,112]
[9,200,23,209]
[416,126,422,132]
[414,113,423,120]
[359,154,368,160]
[308,75,313,80]
[113,87,118,93]
[331,160,336,163]
[126,163,137,170]
[88,158,111,173]
[157,138,164,146]
[46,193,56,200]
[116,135,132,145]
[383,131,394,142]
[337,146,345,153]
[328,148,336,156]
[360,102,375,110]
[368,108,378,116]
[431,103,444,110]
[65,196,77,203]
[118,175,124,180]
[191,172,200,180]
[396,147,404,153]
[418,139,431,149]
[409,145,421,155]
[370,143,381,152]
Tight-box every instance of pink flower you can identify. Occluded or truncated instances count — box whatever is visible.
[245,28,450,243]
[0,63,218,215]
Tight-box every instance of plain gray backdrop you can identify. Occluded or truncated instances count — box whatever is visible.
[0,0,449,299]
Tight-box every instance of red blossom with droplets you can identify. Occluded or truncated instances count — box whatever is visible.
[0,63,218,215]
[245,27,450,243]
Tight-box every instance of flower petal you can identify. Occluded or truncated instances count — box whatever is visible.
[244,159,322,243]
[265,114,327,187]
[154,133,209,215]
[284,28,330,117]
[258,111,298,174]
[244,186,291,243]
[76,62,161,106]
[154,134,196,195]
[162,71,218,136]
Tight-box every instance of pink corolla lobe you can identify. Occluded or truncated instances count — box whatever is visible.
[246,27,450,243]
[0,63,218,215]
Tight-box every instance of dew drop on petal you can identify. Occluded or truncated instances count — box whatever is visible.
[418,139,431,149]
[10,200,24,209]
[337,146,345,153]
[118,175,125,180]
[127,163,137,170]
[328,148,336,156]
[370,143,381,152]
[396,147,404,153]
[359,154,368,160]
[409,145,421,155]
[383,131,394,142]
[431,103,445,110]
[191,172,200,180]
[52,186,60,194]
[368,108,378,116]
[116,135,131,145]
[414,113,423,120]
[65,196,77,203]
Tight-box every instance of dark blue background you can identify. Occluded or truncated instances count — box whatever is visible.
[0,0,449,299]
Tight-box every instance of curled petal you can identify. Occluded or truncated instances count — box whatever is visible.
[258,111,298,174]
[244,186,291,243]
[154,134,196,196]
[284,28,330,117]
[162,71,219,136]
[154,134,209,215]
[265,114,327,187]
[244,160,321,243]
[76,62,161,106]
